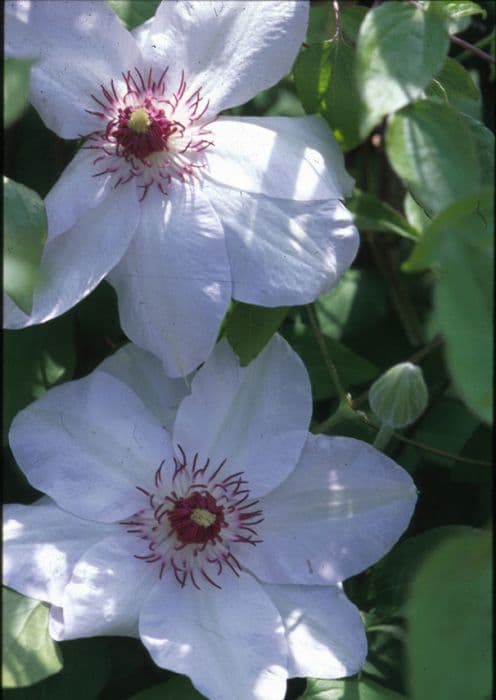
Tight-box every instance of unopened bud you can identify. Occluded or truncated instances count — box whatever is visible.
[369,362,428,429]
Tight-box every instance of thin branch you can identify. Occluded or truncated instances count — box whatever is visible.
[456,31,495,62]
[451,33,496,64]
[357,412,491,466]
[365,231,424,347]
[306,304,347,402]
[332,0,341,41]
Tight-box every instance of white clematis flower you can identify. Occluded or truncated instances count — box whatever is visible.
[4,336,416,700]
[4,0,359,376]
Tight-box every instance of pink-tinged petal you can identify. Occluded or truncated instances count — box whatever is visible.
[98,343,190,432]
[45,147,118,242]
[205,116,354,200]
[173,335,311,497]
[4,183,140,329]
[242,435,417,584]
[9,372,173,522]
[140,573,288,700]
[53,534,158,640]
[3,497,116,607]
[138,0,308,116]
[6,0,142,138]
[108,185,231,378]
[204,181,359,306]
[262,583,367,679]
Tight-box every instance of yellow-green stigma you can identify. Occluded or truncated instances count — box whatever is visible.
[127,107,151,134]
[190,508,217,528]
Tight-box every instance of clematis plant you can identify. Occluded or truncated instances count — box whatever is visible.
[4,0,359,377]
[4,335,417,700]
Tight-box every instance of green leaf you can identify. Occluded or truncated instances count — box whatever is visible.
[224,303,289,366]
[306,0,336,44]
[3,316,75,444]
[398,396,480,470]
[355,2,449,137]
[129,676,206,700]
[427,0,486,34]
[403,193,431,234]
[435,228,493,424]
[366,526,475,616]
[4,58,32,128]
[404,191,493,424]
[314,269,389,343]
[460,113,495,186]
[340,5,368,43]
[407,529,491,700]
[386,100,481,216]
[294,43,332,115]
[3,177,47,315]
[425,58,483,119]
[294,40,363,151]
[107,0,160,29]
[3,638,111,700]
[347,189,421,240]
[301,677,406,699]
[2,588,62,688]
[404,190,492,271]
[426,56,480,107]
[287,324,380,401]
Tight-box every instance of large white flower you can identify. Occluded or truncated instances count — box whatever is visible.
[4,336,416,700]
[4,0,359,376]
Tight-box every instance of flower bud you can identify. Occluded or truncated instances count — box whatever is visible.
[369,362,428,428]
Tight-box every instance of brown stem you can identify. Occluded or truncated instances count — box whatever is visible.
[365,231,424,347]
[306,304,347,402]
[357,413,491,466]
[451,33,496,64]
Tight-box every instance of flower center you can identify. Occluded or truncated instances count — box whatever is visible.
[84,67,215,200]
[168,492,225,545]
[121,446,263,590]
[191,507,217,528]
[127,106,151,134]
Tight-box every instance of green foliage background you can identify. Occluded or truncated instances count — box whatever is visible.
[3,1,493,699]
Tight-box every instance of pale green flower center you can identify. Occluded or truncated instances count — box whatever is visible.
[190,507,217,528]
[127,107,151,134]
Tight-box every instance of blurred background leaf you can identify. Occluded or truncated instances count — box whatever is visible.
[301,677,406,699]
[107,0,160,29]
[3,177,47,315]
[406,529,491,700]
[355,2,449,137]
[2,588,62,688]
[224,302,289,365]
[4,59,32,128]
[128,675,206,700]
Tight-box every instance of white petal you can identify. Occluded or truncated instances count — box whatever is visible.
[3,497,116,607]
[140,573,288,700]
[108,185,231,378]
[5,0,40,59]
[45,147,118,242]
[55,534,158,640]
[242,435,417,584]
[139,0,308,115]
[9,0,142,137]
[98,343,190,432]
[205,116,354,200]
[204,181,359,306]
[9,372,173,522]
[263,583,367,679]
[3,183,140,329]
[173,335,311,497]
